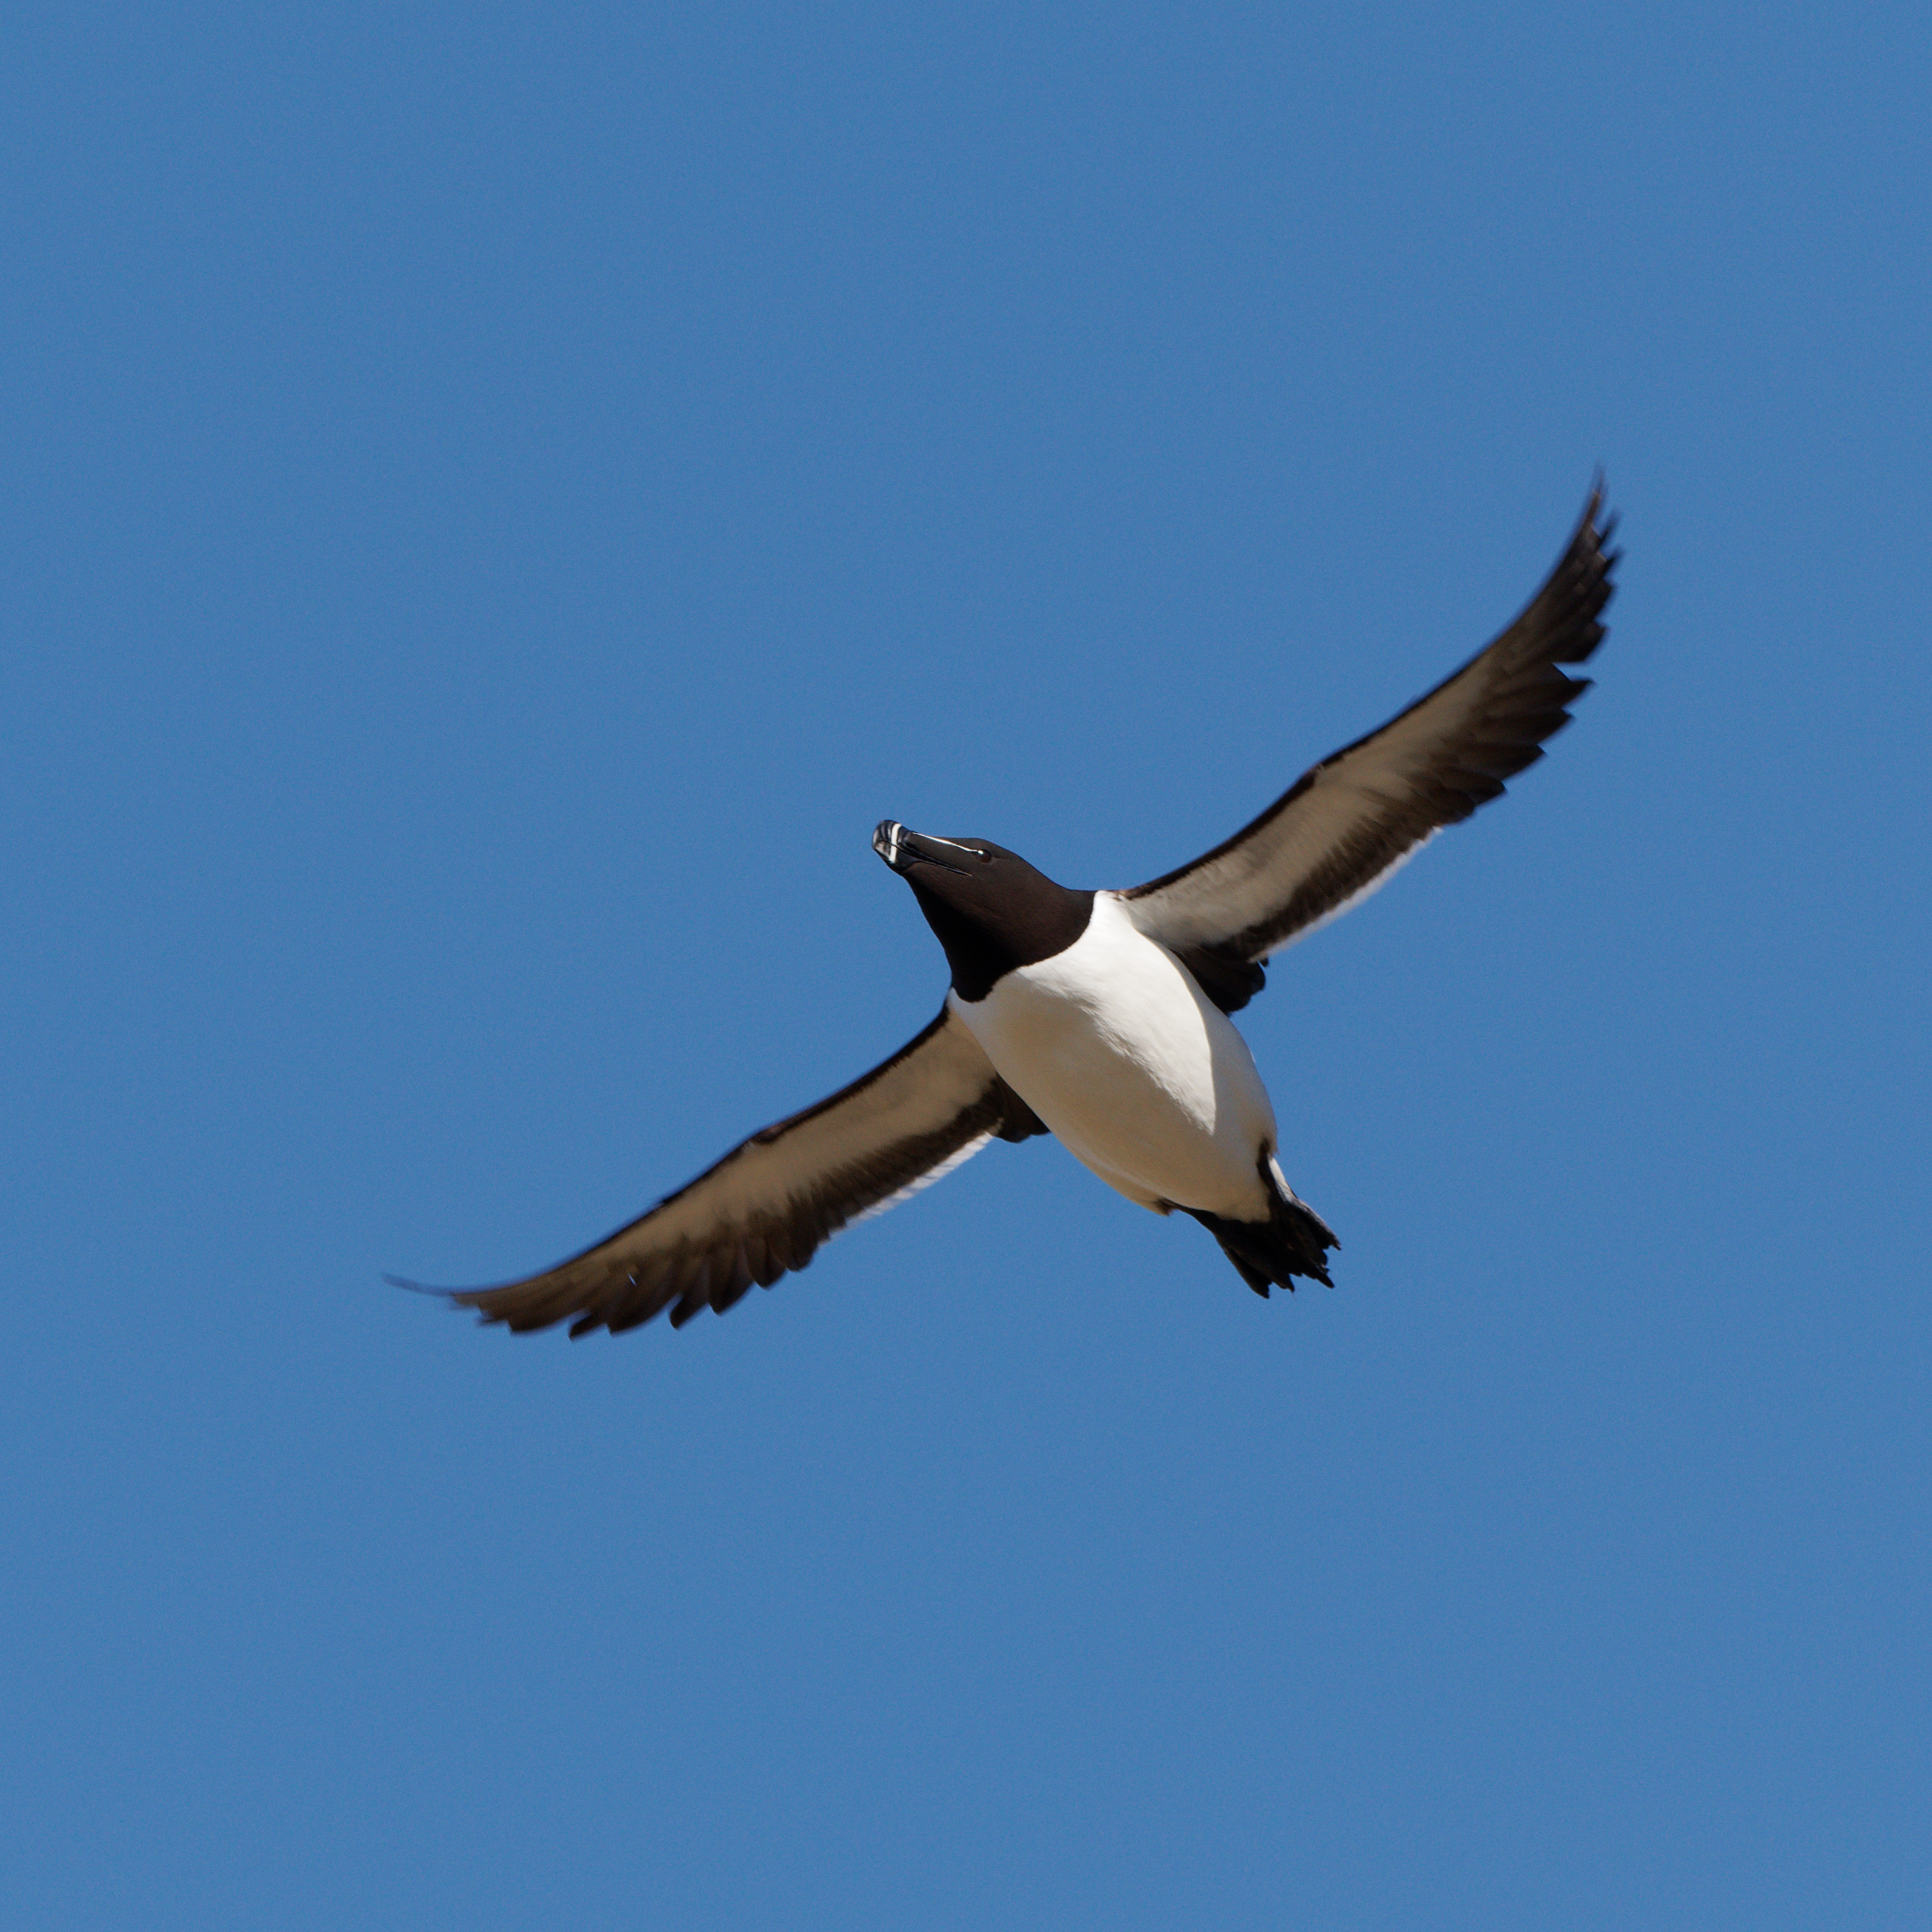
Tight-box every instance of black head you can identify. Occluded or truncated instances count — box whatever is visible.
[872,821,1094,1002]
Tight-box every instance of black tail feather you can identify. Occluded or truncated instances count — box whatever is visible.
[1185,1156,1338,1296]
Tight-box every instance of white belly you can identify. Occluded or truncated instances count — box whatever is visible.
[950,892,1278,1218]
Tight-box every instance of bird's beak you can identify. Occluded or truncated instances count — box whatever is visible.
[873,821,973,877]
[872,820,908,870]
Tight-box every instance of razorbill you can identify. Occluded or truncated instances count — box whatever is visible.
[394,488,1617,1334]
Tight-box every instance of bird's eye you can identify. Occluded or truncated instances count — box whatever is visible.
[975,847,993,863]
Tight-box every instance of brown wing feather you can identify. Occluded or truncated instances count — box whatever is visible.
[389,1007,1046,1338]
[1122,486,1618,962]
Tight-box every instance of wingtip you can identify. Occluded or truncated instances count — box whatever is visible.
[1588,482,1622,572]
[383,1270,483,1311]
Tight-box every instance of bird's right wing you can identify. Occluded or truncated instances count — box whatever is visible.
[390,1006,1045,1337]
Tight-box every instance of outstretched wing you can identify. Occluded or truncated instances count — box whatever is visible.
[391,1006,1046,1337]
[1120,487,1618,976]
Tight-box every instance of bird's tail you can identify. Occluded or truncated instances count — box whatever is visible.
[1184,1153,1338,1296]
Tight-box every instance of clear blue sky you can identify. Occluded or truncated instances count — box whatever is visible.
[4,4,1927,1926]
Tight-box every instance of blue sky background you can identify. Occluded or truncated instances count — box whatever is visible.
[4,3,1928,1926]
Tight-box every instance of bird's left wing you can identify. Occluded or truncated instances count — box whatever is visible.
[390,1006,1045,1337]
[1118,488,1617,988]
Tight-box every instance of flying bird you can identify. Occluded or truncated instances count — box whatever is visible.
[395,489,1617,1336]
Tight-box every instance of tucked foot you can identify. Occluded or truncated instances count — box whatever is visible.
[1184,1155,1338,1296]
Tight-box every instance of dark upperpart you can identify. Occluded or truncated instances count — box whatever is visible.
[872,821,1094,1002]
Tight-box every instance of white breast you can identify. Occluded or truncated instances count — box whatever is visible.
[950,892,1278,1219]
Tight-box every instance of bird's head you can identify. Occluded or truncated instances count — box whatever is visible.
[872,821,1093,1002]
